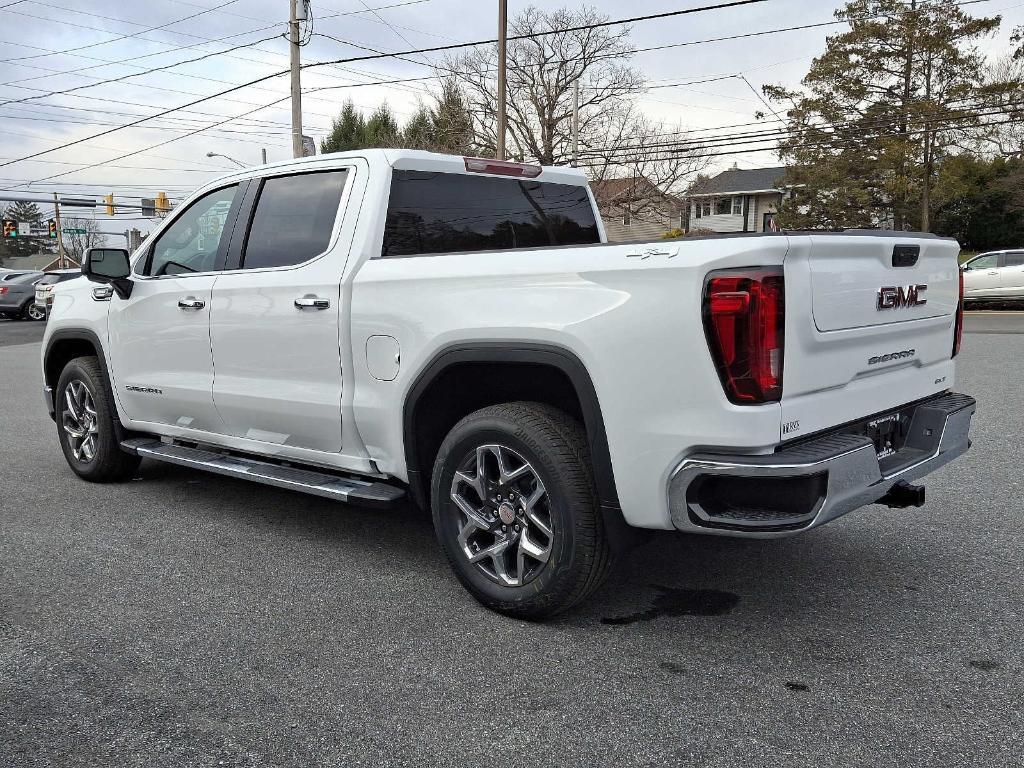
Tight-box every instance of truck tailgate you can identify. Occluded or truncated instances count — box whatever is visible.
[780,234,960,441]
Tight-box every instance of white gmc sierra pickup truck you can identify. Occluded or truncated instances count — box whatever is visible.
[41,150,976,618]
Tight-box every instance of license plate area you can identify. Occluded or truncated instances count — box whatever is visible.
[844,405,916,461]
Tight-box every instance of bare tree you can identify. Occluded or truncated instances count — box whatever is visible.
[443,5,708,222]
[60,217,106,264]
[584,106,709,221]
[445,6,643,164]
[976,55,1024,157]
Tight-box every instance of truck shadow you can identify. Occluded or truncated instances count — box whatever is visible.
[136,459,925,632]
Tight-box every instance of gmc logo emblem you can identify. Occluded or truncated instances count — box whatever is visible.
[877,284,928,310]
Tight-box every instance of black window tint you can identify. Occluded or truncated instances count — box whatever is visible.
[1004,252,1024,267]
[381,170,599,257]
[242,170,347,269]
[36,274,59,285]
[148,185,238,276]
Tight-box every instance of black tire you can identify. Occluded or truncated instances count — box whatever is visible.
[55,356,141,482]
[431,402,614,620]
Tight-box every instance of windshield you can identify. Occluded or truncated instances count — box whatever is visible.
[36,274,60,286]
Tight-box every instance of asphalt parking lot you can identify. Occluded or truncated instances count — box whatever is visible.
[1,314,1022,767]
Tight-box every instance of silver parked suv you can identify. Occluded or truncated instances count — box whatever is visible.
[0,271,45,320]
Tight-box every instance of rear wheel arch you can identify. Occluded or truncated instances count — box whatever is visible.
[402,342,623,528]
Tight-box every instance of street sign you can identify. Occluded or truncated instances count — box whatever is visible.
[60,197,96,208]
[62,228,88,235]
[301,135,316,157]
[17,222,30,236]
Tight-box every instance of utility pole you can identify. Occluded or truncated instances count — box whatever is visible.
[261,147,268,164]
[572,79,580,166]
[52,192,65,269]
[289,0,304,159]
[495,0,507,160]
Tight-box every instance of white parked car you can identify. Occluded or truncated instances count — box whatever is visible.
[34,268,83,317]
[40,150,975,618]
[961,249,1024,302]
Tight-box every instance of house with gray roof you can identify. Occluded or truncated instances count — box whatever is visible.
[686,165,789,234]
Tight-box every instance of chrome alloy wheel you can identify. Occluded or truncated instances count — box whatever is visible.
[450,444,554,587]
[27,304,45,321]
[62,379,99,462]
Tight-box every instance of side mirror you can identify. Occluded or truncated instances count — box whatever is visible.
[82,247,133,299]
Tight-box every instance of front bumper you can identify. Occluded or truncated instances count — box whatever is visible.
[668,392,976,538]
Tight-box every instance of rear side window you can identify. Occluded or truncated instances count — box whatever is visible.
[381,170,600,257]
[242,170,348,270]
[1004,252,1024,267]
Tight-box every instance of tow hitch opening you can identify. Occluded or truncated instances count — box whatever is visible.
[879,480,926,509]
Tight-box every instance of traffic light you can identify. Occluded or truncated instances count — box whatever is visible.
[2,219,17,238]
[155,192,170,216]
[104,193,114,216]
[48,219,57,239]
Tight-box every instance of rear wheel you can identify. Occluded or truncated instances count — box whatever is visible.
[55,356,140,482]
[23,302,45,321]
[431,402,614,620]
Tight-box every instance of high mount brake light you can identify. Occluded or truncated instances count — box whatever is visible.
[953,267,965,358]
[463,157,542,178]
[703,268,785,404]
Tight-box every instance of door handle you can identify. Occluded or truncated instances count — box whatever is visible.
[294,295,330,310]
[177,297,205,310]
[987,271,999,275]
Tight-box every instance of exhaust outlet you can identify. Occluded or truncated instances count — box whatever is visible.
[879,480,926,509]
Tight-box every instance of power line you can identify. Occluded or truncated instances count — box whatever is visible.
[0,35,281,109]
[0,0,242,64]
[579,99,1024,158]
[575,113,1024,169]
[0,0,775,172]
[20,94,294,187]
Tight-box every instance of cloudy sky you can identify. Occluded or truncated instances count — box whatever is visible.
[0,0,1021,234]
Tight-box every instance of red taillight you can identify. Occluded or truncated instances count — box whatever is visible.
[952,267,964,358]
[0,286,7,295]
[703,269,785,404]
[463,156,542,178]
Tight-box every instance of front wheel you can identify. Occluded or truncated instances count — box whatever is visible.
[55,356,140,482]
[431,402,614,620]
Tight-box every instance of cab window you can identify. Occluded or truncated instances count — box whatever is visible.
[145,185,239,276]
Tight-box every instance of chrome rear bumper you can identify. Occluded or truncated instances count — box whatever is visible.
[668,392,976,538]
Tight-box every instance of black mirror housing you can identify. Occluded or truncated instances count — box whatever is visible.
[83,247,133,299]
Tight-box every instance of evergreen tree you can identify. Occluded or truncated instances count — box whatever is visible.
[320,99,366,154]
[402,104,435,150]
[766,0,1015,231]
[431,78,474,154]
[0,200,47,264]
[363,103,400,147]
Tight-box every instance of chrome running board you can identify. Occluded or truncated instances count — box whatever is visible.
[120,437,405,509]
